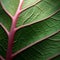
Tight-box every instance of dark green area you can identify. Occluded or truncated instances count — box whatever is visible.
[51,55,60,60]
[14,32,60,60]
[0,6,11,30]
[0,26,8,58]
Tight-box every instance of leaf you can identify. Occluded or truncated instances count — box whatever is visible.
[1,0,41,16]
[1,0,60,28]
[0,26,8,58]
[22,0,41,10]
[0,0,60,59]
[1,0,20,16]
[13,32,60,60]
[16,0,60,27]
[51,55,60,60]
[49,32,60,41]
[0,6,11,30]
[13,11,60,53]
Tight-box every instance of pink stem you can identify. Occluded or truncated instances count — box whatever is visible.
[0,56,5,60]
[6,0,23,60]
[6,20,16,60]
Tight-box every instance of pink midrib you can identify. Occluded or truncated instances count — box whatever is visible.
[6,0,23,60]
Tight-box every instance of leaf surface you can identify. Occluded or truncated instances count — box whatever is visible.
[1,0,60,29]
[1,0,20,16]
[13,11,60,53]
[14,32,60,60]
[17,0,60,27]
[0,0,60,59]
[51,55,60,60]
[1,0,41,16]
[0,26,8,58]
[0,6,11,30]
[1,0,60,27]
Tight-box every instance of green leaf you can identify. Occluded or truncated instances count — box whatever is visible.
[1,0,60,28]
[1,0,20,16]
[13,32,60,60]
[0,26,8,58]
[1,0,41,16]
[22,0,41,10]
[0,6,11,30]
[0,0,60,59]
[13,11,60,53]
[49,32,60,41]
[16,0,60,27]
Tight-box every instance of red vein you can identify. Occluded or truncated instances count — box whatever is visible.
[0,56,5,60]
[6,0,23,60]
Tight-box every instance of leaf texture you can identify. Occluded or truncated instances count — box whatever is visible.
[13,11,60,53]
[0,0,60,59]
[1,0,41,16]
[1,0,20,16]
[13,32,60,60]
[51,55,60,60]
[0,26,8,58]
[16,0,60,27]
[0,6,11,30]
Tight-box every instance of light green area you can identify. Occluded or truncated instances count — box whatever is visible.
[1,0,20,16]
[13,11,60,53]
[22,0,41,10]
[1,0,40,16]
[1,0,60,27]
[17,0,60,27]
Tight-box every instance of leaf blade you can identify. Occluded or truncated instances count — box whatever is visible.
[13,32,60,60]
[17,0,60,27]
[13,11,60,54]
[0,26,8,58]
